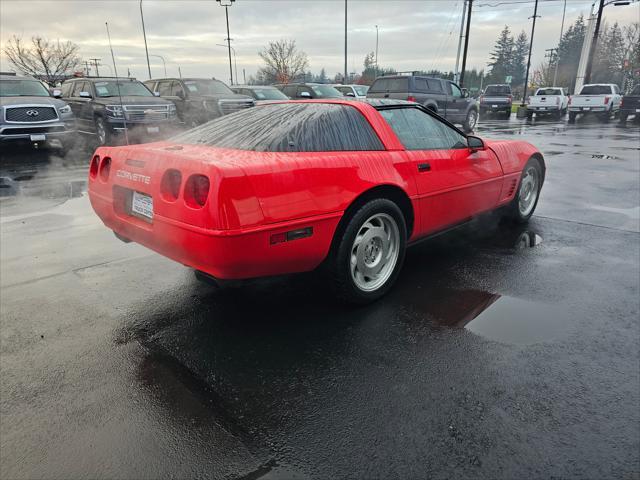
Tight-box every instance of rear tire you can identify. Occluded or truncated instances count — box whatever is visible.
[463,109,478,132]
[504,157,543,224]
[326,199,406,304]
[526,111,534,120]
[568,112,577,124]
[619,113,628,125]
[94,116,111,146]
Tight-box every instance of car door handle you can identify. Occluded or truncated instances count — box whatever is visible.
[417,163,431,172]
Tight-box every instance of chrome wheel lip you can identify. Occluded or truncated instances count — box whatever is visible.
[96,119,107,145]
[350,212,400,292]
[518,166,539,217]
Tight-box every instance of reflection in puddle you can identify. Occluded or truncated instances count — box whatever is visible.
[428,289,567,345]
[514,231,543,249]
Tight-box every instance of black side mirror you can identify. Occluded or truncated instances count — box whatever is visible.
[467,135,485,152]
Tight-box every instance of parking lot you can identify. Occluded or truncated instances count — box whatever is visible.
[1,116,639,479]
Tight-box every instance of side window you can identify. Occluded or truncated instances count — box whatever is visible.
[157,81,172,96]
[380,107,467,151]
[283,85,297,97]
[427,79,443,92]
[144,81,156,93]
[171,81,185,97]
[415,78,428,91]
[72,81,87,97]
[60,82,73,97]
[449,82,462,98]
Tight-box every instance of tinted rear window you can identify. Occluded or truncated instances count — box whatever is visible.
[580,85,613,95]
[369,78,408,93]
[170,103,383,152]
[536,88,562,96]
[484,85,511,95]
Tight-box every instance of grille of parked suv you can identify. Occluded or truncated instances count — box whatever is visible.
[218,100,254,115]
[1,125,66,135]
[123,105,170,121]
[5,106,58,122]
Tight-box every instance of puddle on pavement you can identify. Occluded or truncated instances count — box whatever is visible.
[427,289,567,345]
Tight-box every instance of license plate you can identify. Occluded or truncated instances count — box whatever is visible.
[492,104,498,108]
[636,109,640,112]
[539,107,546,110]
[131,191,153,220]
[146,126,160,134]
[30,134,46,142]
[583,107,590,111]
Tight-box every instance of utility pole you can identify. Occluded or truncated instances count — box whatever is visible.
[243,68,246,84]
[454,0,467,85]
[140,0,152,79]
[217,0,235,85]
[459,0,472,87]
[344,0,348,83]
[83,61,91,76]
[553,0,567,87]
[89,58,101,76]
[575,3,597,93]
[520,0,540,106]
[545,48,558,84]
[584,0,605,84]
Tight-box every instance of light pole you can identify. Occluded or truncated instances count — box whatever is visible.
[375,25,379,78]
[344,0,348,83]
[584,0,633,84]
[216,44,238,84]
[552,0,567,87]
[149,54,166,76]
[454,1,467,85]
[216,0,235,85]
[520,0,540,107]
[459,0,473,87]
[139,0,152,79]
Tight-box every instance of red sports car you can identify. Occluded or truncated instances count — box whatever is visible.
[88,99,544,303]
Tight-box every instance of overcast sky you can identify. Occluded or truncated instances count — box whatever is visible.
[1,0,638,83]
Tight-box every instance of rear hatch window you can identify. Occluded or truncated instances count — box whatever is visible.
[170,103,383,152]
[484,85,511,95]
[579,85,612,95]
[536,88,562,96]
[369,78,408,93]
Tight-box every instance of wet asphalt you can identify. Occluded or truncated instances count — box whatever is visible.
[1,115,639,479]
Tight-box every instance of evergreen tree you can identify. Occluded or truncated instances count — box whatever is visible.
[593,22,626,85]
[556,16,586,92]
[512,31,529,88]
[487,26,514,84]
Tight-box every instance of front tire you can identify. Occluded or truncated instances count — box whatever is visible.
[327,199,406,304]
[504,157,543,224]
[94,116,111,146]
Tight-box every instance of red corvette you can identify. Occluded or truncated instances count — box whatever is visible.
[88,99,544,303]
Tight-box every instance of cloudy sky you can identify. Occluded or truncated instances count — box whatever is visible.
[1,0,638,83]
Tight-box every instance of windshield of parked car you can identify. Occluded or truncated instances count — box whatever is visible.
[0,79,50,97]
[310,85,343,98]
[369,78,408,93]
[184,80,234,95]
[535,88,562,96]
[579,85,612,95]
[250,88,288,100]
[170,103,383,152]
[94,80,153,97]
[484,85,511,95]
[354,85,369,96]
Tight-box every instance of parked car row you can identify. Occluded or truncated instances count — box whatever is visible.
[2,71,638,153]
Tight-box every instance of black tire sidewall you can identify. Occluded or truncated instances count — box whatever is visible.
[329,199,407,304]
[95,116,110,146]
[509,157,543,223]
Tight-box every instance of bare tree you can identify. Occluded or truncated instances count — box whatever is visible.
[3,35,81,85]
[257,39,309,84]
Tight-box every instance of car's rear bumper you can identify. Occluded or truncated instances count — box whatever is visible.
[480,104,511,111]
[568,106,607,113]
[527,105,561,112]
[89,190,342,280]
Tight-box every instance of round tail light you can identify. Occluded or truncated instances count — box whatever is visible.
[99,157,111,182]
[89,155,100,179]
[161,169,182,202]
[184,174,210,208]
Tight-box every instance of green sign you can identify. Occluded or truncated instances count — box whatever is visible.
[505,76,512,84]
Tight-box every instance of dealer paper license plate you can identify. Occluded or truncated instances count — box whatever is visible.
[131,191,153,220]
[30,134,46,142]
[147,126,160,134]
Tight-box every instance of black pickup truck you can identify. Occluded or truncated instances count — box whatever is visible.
[619,84,640,125]
[366,74,479,132]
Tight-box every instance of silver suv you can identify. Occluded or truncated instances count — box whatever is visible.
[0,74,76,150]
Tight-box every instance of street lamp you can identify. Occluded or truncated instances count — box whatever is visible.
[149,54,167,77]
[139,0,152,79]
[216,44,238,85]
[216,0,235,85]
